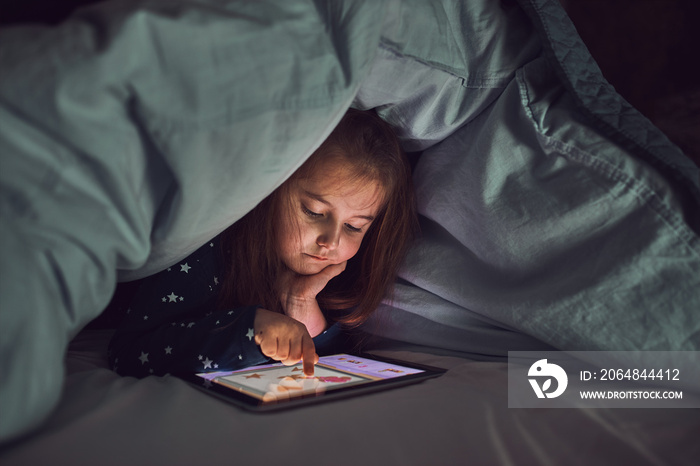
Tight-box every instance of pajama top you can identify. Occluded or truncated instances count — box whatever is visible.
[108,235,341,378]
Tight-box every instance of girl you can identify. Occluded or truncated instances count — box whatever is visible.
[108,109,416,377]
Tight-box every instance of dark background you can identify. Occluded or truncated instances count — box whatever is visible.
[560,0,699,165]
[2,0,698,165]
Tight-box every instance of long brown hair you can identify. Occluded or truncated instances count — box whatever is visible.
[218,109,417,326]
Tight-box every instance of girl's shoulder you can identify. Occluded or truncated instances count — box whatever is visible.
[145,233,226,284]
[178,233,226,277]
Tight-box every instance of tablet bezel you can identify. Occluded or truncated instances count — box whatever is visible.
[175,353,446,412]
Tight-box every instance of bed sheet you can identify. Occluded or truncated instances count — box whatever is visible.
[1,329,697,466]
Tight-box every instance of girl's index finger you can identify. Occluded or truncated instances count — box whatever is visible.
[301,336,317,376]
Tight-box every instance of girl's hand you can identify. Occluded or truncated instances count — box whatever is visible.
[253,308,318,375]
[277,262,346,337]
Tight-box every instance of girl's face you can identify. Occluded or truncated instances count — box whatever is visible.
[276,155,384,276]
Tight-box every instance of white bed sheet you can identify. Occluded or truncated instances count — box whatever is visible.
[1,330,696,466]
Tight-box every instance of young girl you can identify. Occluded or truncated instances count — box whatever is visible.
[108,109,416,377]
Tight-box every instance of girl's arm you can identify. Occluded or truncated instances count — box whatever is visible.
[109,305,268,378]
[108,239,269,377]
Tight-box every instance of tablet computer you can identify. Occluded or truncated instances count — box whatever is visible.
[178,353,446,411]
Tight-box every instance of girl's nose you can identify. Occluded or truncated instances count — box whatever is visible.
[316,224,340,250]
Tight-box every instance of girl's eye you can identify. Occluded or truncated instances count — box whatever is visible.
[302,205,322,218]
[302,204,364,233]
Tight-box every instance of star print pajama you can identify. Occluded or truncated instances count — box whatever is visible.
[108,237,340,377]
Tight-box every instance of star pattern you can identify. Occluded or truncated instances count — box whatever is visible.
[107,234,299,379]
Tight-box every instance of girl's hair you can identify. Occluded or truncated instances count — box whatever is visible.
[218,108,417,326]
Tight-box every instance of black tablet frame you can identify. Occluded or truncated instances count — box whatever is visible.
[175,353,446,412]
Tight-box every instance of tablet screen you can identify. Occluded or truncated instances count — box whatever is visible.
[191,353,443,407]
